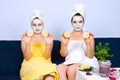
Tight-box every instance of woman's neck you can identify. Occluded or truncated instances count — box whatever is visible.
[72,30,83,34]
[70,30,84,40]
[31,33,44,42]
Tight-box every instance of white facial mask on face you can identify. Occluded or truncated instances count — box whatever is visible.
[32,26,43,33]
[73,25,83,31]
[72,16,84,31]
[31,19,44,34]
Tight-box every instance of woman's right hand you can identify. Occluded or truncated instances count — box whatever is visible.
[21,32,32,44]
[61,33,69,46]
[60,33,69,57]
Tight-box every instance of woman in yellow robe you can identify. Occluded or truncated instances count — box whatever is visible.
[20,9,58,80]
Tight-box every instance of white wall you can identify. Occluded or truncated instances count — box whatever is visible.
[0,0,120,40]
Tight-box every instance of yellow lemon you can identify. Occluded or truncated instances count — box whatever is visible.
[64,31,71,38]
[80,64,90,70]
[27,30,33,37]
[42,30,48,37]
[79,66,84,70]
[83,31,89,38]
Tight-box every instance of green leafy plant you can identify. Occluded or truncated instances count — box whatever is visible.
[95,42,113,61]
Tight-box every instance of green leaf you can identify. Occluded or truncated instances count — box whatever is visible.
[95,42,113,61]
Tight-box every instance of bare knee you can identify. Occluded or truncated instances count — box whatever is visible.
[67,64,80,74]
[67,64,79,80]
[57,64,67,73]
[67,65,76,75]
[57,64,68,80]
[43,75,54,80]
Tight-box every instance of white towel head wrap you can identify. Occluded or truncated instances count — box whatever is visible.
[31,9,44,22]
[71,3,85,19]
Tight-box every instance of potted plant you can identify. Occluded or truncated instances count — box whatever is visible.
[95,42,113,77]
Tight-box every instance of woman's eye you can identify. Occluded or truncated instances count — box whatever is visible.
[32,24,36,26]
[79,21,83,23]
[38,24,42,26]
[73,21,77,24]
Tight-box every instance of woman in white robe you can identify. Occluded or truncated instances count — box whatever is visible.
[57,3,99,80]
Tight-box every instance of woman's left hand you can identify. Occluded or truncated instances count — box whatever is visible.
[44,33,53,46]
[85,33,94,45]
[85,33,95,57]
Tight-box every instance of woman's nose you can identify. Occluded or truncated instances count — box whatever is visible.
[76,22,80,26]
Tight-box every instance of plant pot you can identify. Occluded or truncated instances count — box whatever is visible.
[99,60,111,77]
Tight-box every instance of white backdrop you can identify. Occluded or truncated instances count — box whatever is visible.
[0,0,120,40]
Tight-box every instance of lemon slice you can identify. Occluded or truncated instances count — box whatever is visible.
[27,30,33,37]
[42,30,48,37]
[64,31,71,38]
[80,64,90,70]
[83,31,89,38]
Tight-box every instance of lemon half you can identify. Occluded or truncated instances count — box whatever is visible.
[64,31,71,38]
[27,30,33,37]
[79,64,90,70]
[42,30,48,37]
[83,31,89,38]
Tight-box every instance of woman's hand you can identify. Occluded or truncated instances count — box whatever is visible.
[43,33,53,58]
[44,33,53,46]
[85,33,94,45]
[21,32,32,44]
[61,33,69,46]
[84,33,95,58]
[60,33,69,57]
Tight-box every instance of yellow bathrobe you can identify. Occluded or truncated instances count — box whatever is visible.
[20,42,58,80]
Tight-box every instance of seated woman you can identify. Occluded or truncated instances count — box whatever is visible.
[20,9,58,80]
[57,3,99,80]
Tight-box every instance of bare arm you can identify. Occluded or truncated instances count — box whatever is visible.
[21,35,32,60]
[60,34,69,57]
[44,43,53,59]
[43,33,53,59]
[60,41,68,57]
[85,34,95,58]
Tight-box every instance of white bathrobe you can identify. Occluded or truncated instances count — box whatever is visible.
[63,40,99,68]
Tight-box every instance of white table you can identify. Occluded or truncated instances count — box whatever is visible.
[76,70,109,80]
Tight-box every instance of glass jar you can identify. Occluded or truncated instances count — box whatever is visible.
[99,60,111,77]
